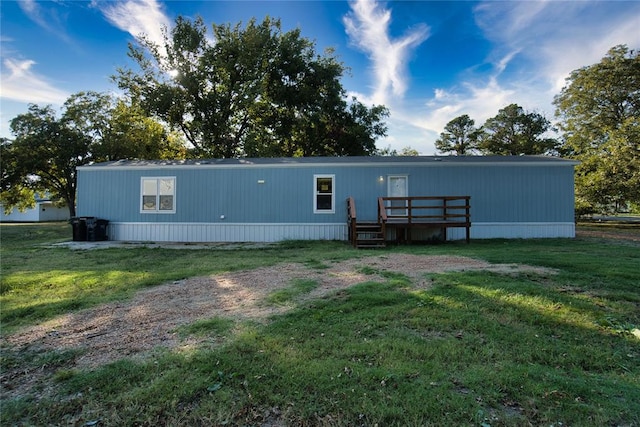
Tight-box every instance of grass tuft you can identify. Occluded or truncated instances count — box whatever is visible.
[174,316,235,338]
[266,279,319,305]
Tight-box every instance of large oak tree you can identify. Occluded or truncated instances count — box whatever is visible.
[554,45,640,213]
[114,16,388,158]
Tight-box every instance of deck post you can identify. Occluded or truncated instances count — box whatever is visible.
[407,198,412,243]
[347,197,357,247]
[443,198,448,242]
[465,196,471,243]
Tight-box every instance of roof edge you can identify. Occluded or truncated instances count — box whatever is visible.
[78,155,580,171]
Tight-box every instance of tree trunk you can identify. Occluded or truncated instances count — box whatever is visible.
[67,202,76,218]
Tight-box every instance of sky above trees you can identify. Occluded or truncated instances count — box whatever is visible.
[1,0,638,154]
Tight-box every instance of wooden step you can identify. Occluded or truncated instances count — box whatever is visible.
[353,221,386,248]
[356,222,381,229]
[356,238,386,249]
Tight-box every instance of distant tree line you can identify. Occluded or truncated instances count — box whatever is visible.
[435,104,559,156]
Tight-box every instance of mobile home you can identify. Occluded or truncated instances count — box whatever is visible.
[76,156,577,243]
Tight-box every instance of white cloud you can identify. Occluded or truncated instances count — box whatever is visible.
[343,0,429,106]
[0,57,69,104]
[474,1,640,94]
[424,78,515,131]
[17,0,74,43]
[406,0,640,155]
[542,13,640,93]
[18,0,46,27]
[98,0,171,50]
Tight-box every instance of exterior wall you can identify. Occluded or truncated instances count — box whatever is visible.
[77,157,576,242]
[0,202,69,222]
[1,205,40,222]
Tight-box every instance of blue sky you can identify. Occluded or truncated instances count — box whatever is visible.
[1,0,639,155]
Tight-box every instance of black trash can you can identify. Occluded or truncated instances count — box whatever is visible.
[70,217,90,241]
[87,218,109,241]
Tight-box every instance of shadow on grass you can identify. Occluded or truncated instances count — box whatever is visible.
[8,275,637,427]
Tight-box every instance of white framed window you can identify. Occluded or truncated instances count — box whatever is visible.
[314,174,335,214]
[141,177,176,213]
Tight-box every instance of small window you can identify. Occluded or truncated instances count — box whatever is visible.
[141,177,175,213]
[314,174,335,213]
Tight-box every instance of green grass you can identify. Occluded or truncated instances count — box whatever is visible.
[0,223,360,333]
[1,222,639,426]
[266,279,319,305]
[174,316,236,338]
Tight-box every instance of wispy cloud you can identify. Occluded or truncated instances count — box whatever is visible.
[0,57,69,104]
[473,0,640,95]
[17,0,74,43]
[343,0,429,106]
[422,76,516,134]
[97,0,171,50]
[412,0,640,154]
[536,7,640,92]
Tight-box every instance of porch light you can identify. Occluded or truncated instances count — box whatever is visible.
[378,176,384,182]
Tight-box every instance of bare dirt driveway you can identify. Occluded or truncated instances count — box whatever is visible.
[4,254,554,373]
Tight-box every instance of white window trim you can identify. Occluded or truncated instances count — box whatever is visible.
[313,174,335,214]
[140,177,176,214]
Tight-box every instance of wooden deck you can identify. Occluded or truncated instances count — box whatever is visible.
[348,196,471,248]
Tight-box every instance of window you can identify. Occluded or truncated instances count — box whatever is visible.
[314,174,335,213]
[141,177,175,213]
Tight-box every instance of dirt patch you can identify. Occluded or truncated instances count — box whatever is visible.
[1,254,555,398]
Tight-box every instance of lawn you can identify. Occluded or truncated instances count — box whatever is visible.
[1,222,639,426]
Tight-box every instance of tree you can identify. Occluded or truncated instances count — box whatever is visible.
[398,147,420,156]
[435,114,480,155]
[63,91,187,162]
[553,45,640,213]
[1,105,92,216]
[375,145,419,156]
[114,16,388,158]
[1,93,186,216]
[478,104,559,155]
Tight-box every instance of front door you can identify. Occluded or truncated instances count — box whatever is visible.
[387,175,408,216]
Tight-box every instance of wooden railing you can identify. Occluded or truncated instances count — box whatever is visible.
[377,197,387,239]
[377,196,471,243]
[347,196,357,247]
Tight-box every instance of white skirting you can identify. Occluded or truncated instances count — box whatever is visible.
[106,221,575,243]
[108,222,348,243]
[448,222,575,240]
